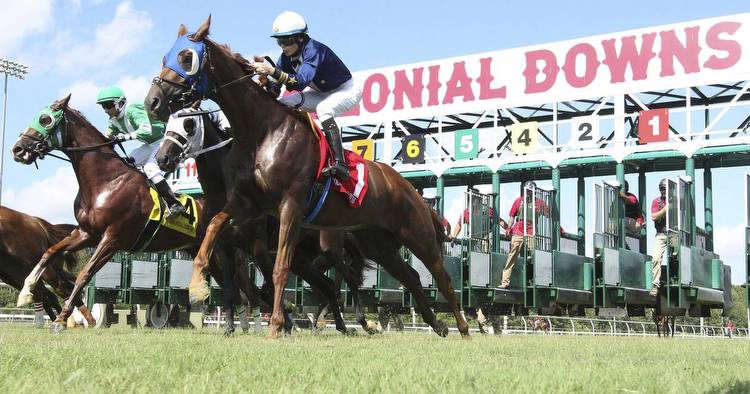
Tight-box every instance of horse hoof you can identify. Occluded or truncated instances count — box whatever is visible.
[188,285,209,305]
[223,329,234,338]
[434,321,449,337]
[50,322,67,334]
[17,291,33,308]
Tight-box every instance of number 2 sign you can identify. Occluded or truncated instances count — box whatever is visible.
[570,116,599,147]
[638,108,669,143]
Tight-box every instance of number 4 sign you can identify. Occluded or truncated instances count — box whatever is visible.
[638,108,669,143]
[511,122,538,154]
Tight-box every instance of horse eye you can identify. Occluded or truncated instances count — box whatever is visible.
[178,50,194,72]
[183,118,196,136]
[39,114,54,129]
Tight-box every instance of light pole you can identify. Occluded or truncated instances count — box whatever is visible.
[0,58,29,206]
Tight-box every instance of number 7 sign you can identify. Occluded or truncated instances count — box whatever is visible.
[638,108,669,143]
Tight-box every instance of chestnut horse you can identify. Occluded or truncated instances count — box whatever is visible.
[158,108,376,334]
[11,95,258,333]
[0,206,94,324]
[145,18,469,338]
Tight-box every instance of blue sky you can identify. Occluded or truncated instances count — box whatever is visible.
[1,1,749,282]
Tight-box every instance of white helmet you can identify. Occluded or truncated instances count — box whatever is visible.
[271,11,308,37]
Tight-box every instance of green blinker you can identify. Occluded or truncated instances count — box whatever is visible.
[28,106,63,142]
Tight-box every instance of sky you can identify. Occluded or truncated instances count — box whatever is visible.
[1,0,749,282]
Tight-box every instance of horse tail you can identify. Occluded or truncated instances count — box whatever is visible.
[341,232,376,287]
[37,220,79,271]
[429,208,448,245]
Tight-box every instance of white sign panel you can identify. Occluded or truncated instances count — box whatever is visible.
[339,13,750,125]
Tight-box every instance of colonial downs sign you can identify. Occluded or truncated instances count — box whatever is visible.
[339,13,750,125]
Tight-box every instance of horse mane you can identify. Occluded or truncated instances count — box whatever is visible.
[210,41,310,125]
[61,106,109,144]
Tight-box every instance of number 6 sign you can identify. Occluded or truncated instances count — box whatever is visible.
[638,108,669,143]
[402,135,425,164]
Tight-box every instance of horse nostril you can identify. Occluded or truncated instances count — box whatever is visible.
[12,146,23,156]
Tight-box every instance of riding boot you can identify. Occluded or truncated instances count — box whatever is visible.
[154,179,186,218]
[320,118,350,180]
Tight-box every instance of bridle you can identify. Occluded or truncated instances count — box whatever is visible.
[19,109,123,164]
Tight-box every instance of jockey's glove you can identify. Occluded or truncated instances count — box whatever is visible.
[113,133,137,142]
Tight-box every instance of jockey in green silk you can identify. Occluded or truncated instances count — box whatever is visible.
[96,85,185,217]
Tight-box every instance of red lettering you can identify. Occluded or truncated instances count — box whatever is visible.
[362,73,390,113]
[658,27,701,77]
[561,43,599,88]
[601,33,657,83]
[426,64,442,106]
[476,57,506,99]
[442,61,474,104]
[704,21,742,70]
[393,68,424,110]
[523,49,559,94]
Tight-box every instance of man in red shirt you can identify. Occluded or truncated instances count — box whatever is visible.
[649,178,669,296]
[620,181,644,234]
[447,188,507,241]
[499,181,549,289]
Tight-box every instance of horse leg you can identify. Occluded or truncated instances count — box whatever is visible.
[50,234,117,333]
[401,231,470,337]
[268,201,302,339]
[191,212,232,304]
[45,267,97,327]
[355,232,445,336]
[217,244,237,337]
[17,229,90,307]
[249,237,294,333]
[294,249,351,335]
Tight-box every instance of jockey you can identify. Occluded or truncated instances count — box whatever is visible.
[96,85,185,217]
[252,11,362,181]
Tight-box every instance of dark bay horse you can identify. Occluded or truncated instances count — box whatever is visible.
[145,18,469,338]
[0,206,95,324]
[157,108,377,334]
[11,95,258,333]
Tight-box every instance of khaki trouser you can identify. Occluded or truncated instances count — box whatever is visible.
[502,235,535,286]
[650,233,678,288]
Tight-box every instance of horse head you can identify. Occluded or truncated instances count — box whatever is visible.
[157,108,205,173]
[146,17,214,123]
[12,94,73,165]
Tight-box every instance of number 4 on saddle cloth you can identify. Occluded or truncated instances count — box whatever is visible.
[303,114,369,224]
[129,188,199,252]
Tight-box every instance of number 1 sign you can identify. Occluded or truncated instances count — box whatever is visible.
[638,108,669,143]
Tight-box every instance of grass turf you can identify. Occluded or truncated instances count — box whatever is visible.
[0,325,749,393]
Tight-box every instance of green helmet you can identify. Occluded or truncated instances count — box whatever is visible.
[96,86,125,103]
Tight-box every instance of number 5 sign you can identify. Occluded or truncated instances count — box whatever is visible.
[351,139,374,161]
[454,128,478,160]
[638,108,669,143]
[570,116,599,147]
[511,122,538,154]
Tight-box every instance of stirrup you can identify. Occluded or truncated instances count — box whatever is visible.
[166,203,186,218]
[321,162,349,180]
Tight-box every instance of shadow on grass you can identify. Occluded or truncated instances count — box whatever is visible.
[705,381,750,394]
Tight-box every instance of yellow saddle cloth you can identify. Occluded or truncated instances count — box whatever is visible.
[146,188,198,238]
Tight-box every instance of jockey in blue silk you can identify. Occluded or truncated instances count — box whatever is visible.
[252,11,362,181]
[96,85,185,217]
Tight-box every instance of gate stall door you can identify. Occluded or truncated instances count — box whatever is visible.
[467,189,492,287]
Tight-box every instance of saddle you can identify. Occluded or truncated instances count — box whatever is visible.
[130,186,199,252]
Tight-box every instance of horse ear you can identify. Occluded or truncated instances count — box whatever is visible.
[191,15,211,41]
[177,24,188,37]
[52,94,72,110]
